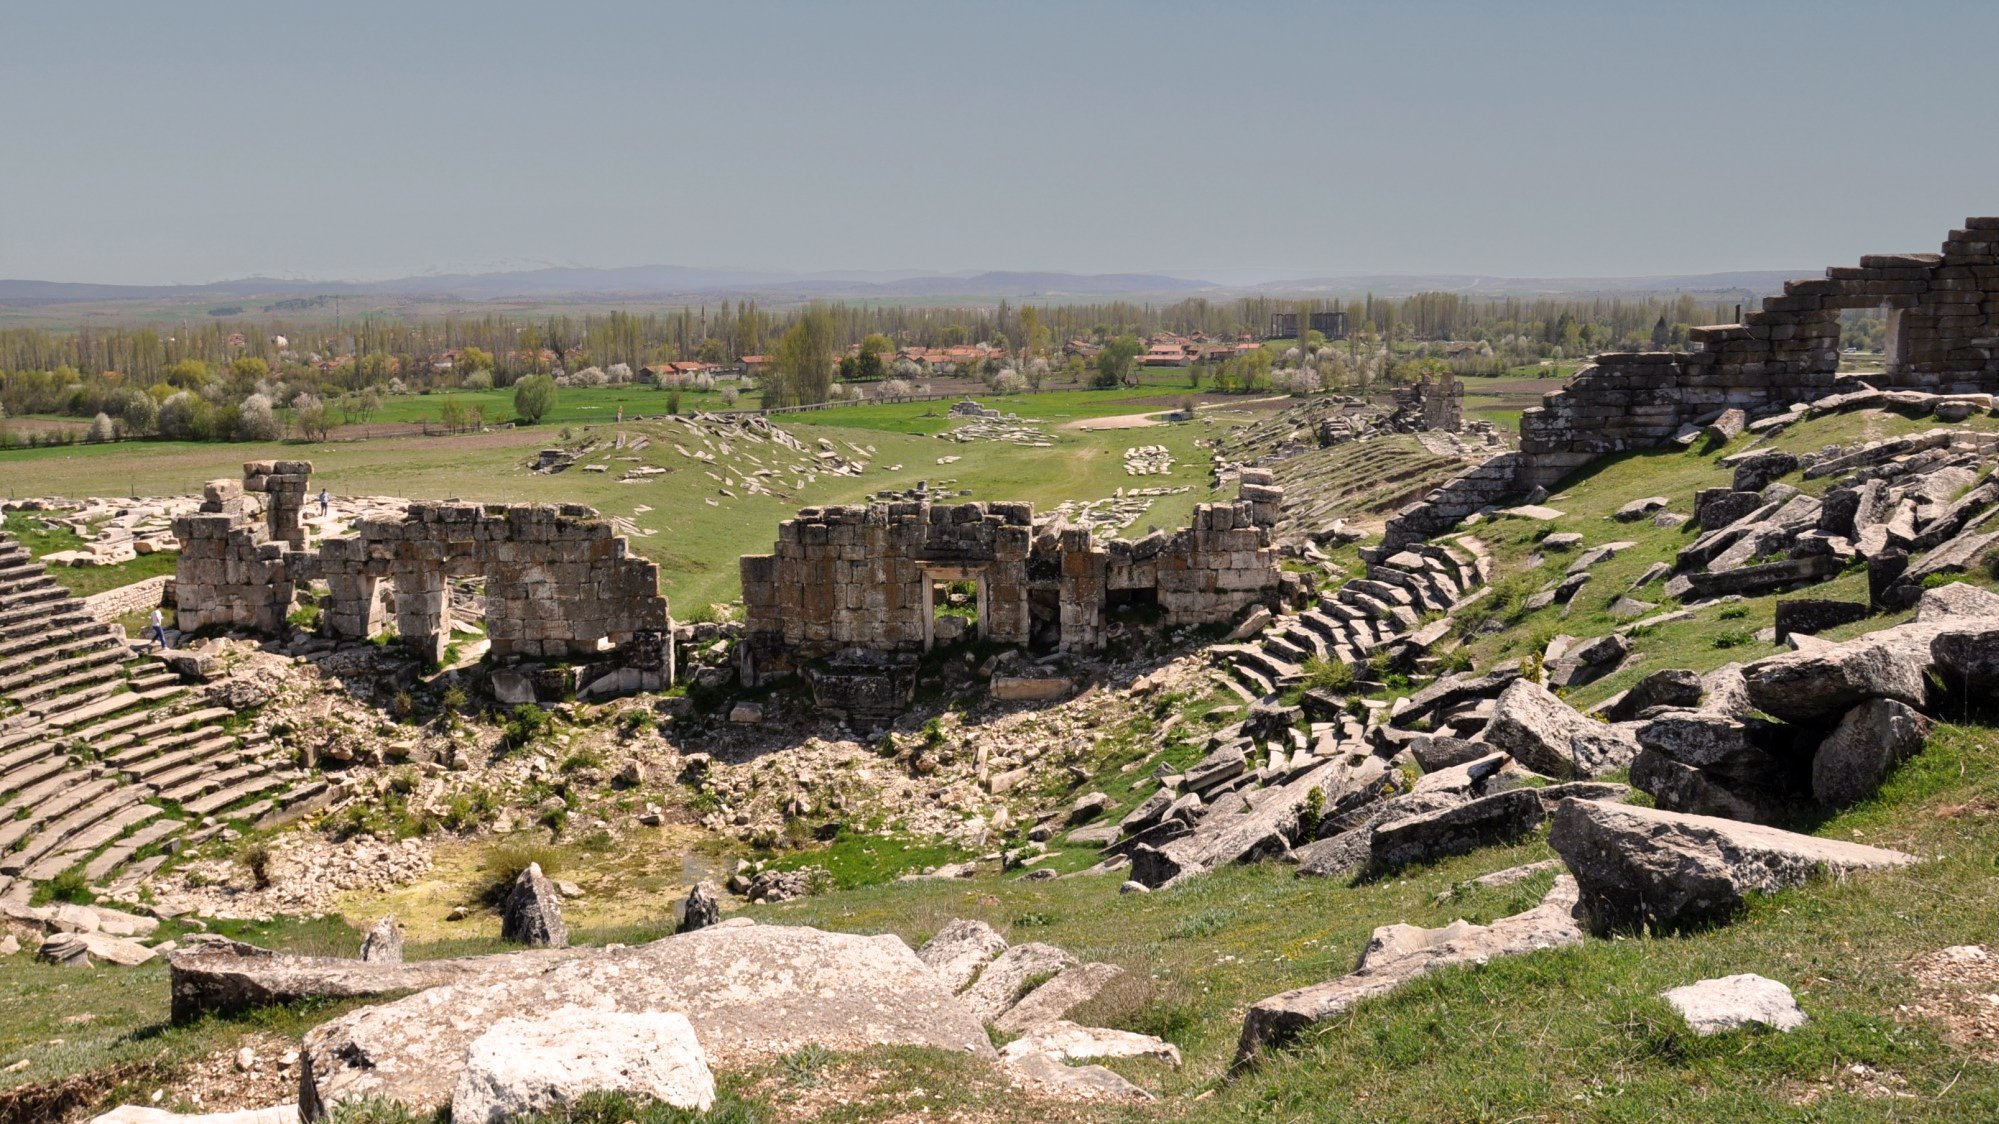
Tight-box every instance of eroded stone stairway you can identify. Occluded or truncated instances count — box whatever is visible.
[1213,536,1491,699]
[0,530,313,901]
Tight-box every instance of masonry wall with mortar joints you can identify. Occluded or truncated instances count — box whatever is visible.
[738,475,1284,684]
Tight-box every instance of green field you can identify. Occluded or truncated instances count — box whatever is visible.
[0,385,1240,615]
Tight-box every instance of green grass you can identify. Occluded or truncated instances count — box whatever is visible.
[1,511,178,598]
[0,390,1230,614]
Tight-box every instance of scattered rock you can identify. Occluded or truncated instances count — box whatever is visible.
[1237,876,1584,1062]
[499,863,568,949]
[679,881,721,934]
[993,962,1125,1035]
[301,923,995,1118]
[1484,679,1638,779]
[359,917,402,964]
[1661,973,1807,1036]
[959,943,1078,1024]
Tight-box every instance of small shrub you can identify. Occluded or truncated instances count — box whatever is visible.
[1299,656,1355,693]
[478,842,566,905]
[1712,629,1755,650]
[561,747,604,773]
[391,690,415,719]
[1717,605,1750,620]
[440,685,468,713]
[238,841,274,889]
[500,703,554,750]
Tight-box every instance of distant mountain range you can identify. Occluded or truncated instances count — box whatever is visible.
[0,265,1805,308]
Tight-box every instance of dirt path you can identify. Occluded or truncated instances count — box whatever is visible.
[1063,395,1292,432]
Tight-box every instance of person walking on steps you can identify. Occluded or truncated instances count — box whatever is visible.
[150,607,170,650]
[319,487,331,518]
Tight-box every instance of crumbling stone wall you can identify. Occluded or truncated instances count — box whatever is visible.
[739,476,1283,684]
[1521,218,1999,489]
[1393,374,1463,433]
[175,463,672,682]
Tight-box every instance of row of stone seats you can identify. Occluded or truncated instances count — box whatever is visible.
[0,530,304,899]
[1216,537,1491,700]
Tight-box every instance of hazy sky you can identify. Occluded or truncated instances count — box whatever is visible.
[5,1,1996,285]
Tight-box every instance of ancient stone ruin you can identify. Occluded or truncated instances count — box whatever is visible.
[1520,218,1999,489]
[737,475,1285,692]
[175,462,672,682]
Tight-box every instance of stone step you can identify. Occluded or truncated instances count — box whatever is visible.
[0,612,94,653]
[0,589,77,631]
[0,623,113,670]
[106,853,169,897]
[72,699,209,747]
[18,803,161,882]
[221,796,277,823]
[45,686,179,730]
[3,788,146,875]
[15,663,126,708]
[98,707,235,758]
[0,753,67,800]
[159,758,264,803]
[0,644,127,695]
[83,817,183,883]
[1263,633,1313,665]
[0,722,50,759]
[180,767,286,816]
[0,560,49,584]
[0,775,118,853]
[0,763,92,821]
[133,735,243,786]
[1274,623,1331,661]
[125,668,180,692]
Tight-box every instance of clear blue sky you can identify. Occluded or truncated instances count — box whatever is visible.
[4,1,1995,285]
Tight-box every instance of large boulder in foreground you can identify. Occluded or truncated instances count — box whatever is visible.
[300,921,993,1119]
[451,1007,714,1124]
[1546,799,1914,934]
[1484,679,1638,779]
[1236,876,1583,1063]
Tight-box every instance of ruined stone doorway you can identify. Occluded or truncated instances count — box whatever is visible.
[921,566,986,651]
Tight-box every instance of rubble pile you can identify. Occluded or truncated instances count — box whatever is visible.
[1123,445,1173,475]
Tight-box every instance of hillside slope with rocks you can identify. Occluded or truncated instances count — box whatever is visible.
[12,394,1999,1124]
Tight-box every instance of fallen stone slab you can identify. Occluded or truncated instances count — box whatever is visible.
[917,918,1009,993]
[1773,598,1870,643]
[451,1007,715,1124]
[301,922,994,1119]
[1484,679,1638,779]
[993,961,1125,1035]
[1741,618,1946,723]
[1236,876,1583,1063]
[359,916,402,963]
[39,931,155,968]
[991,675,1074,702]
[1686,554,1844,600]
[1605,669,1705,721]
[1614,496,1670,522]
[1546,799,1915,934]
[998,1020,1181,1067]
[1003,1050,1154,1102]
[1547,633,1629,689]
[1629,749,1787,825]
[1811,698,1932,807]
[170,944,583,1023]
[959,942,1078,1024]
[1661,973,1807,1036]
[1130,759,1353,888]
